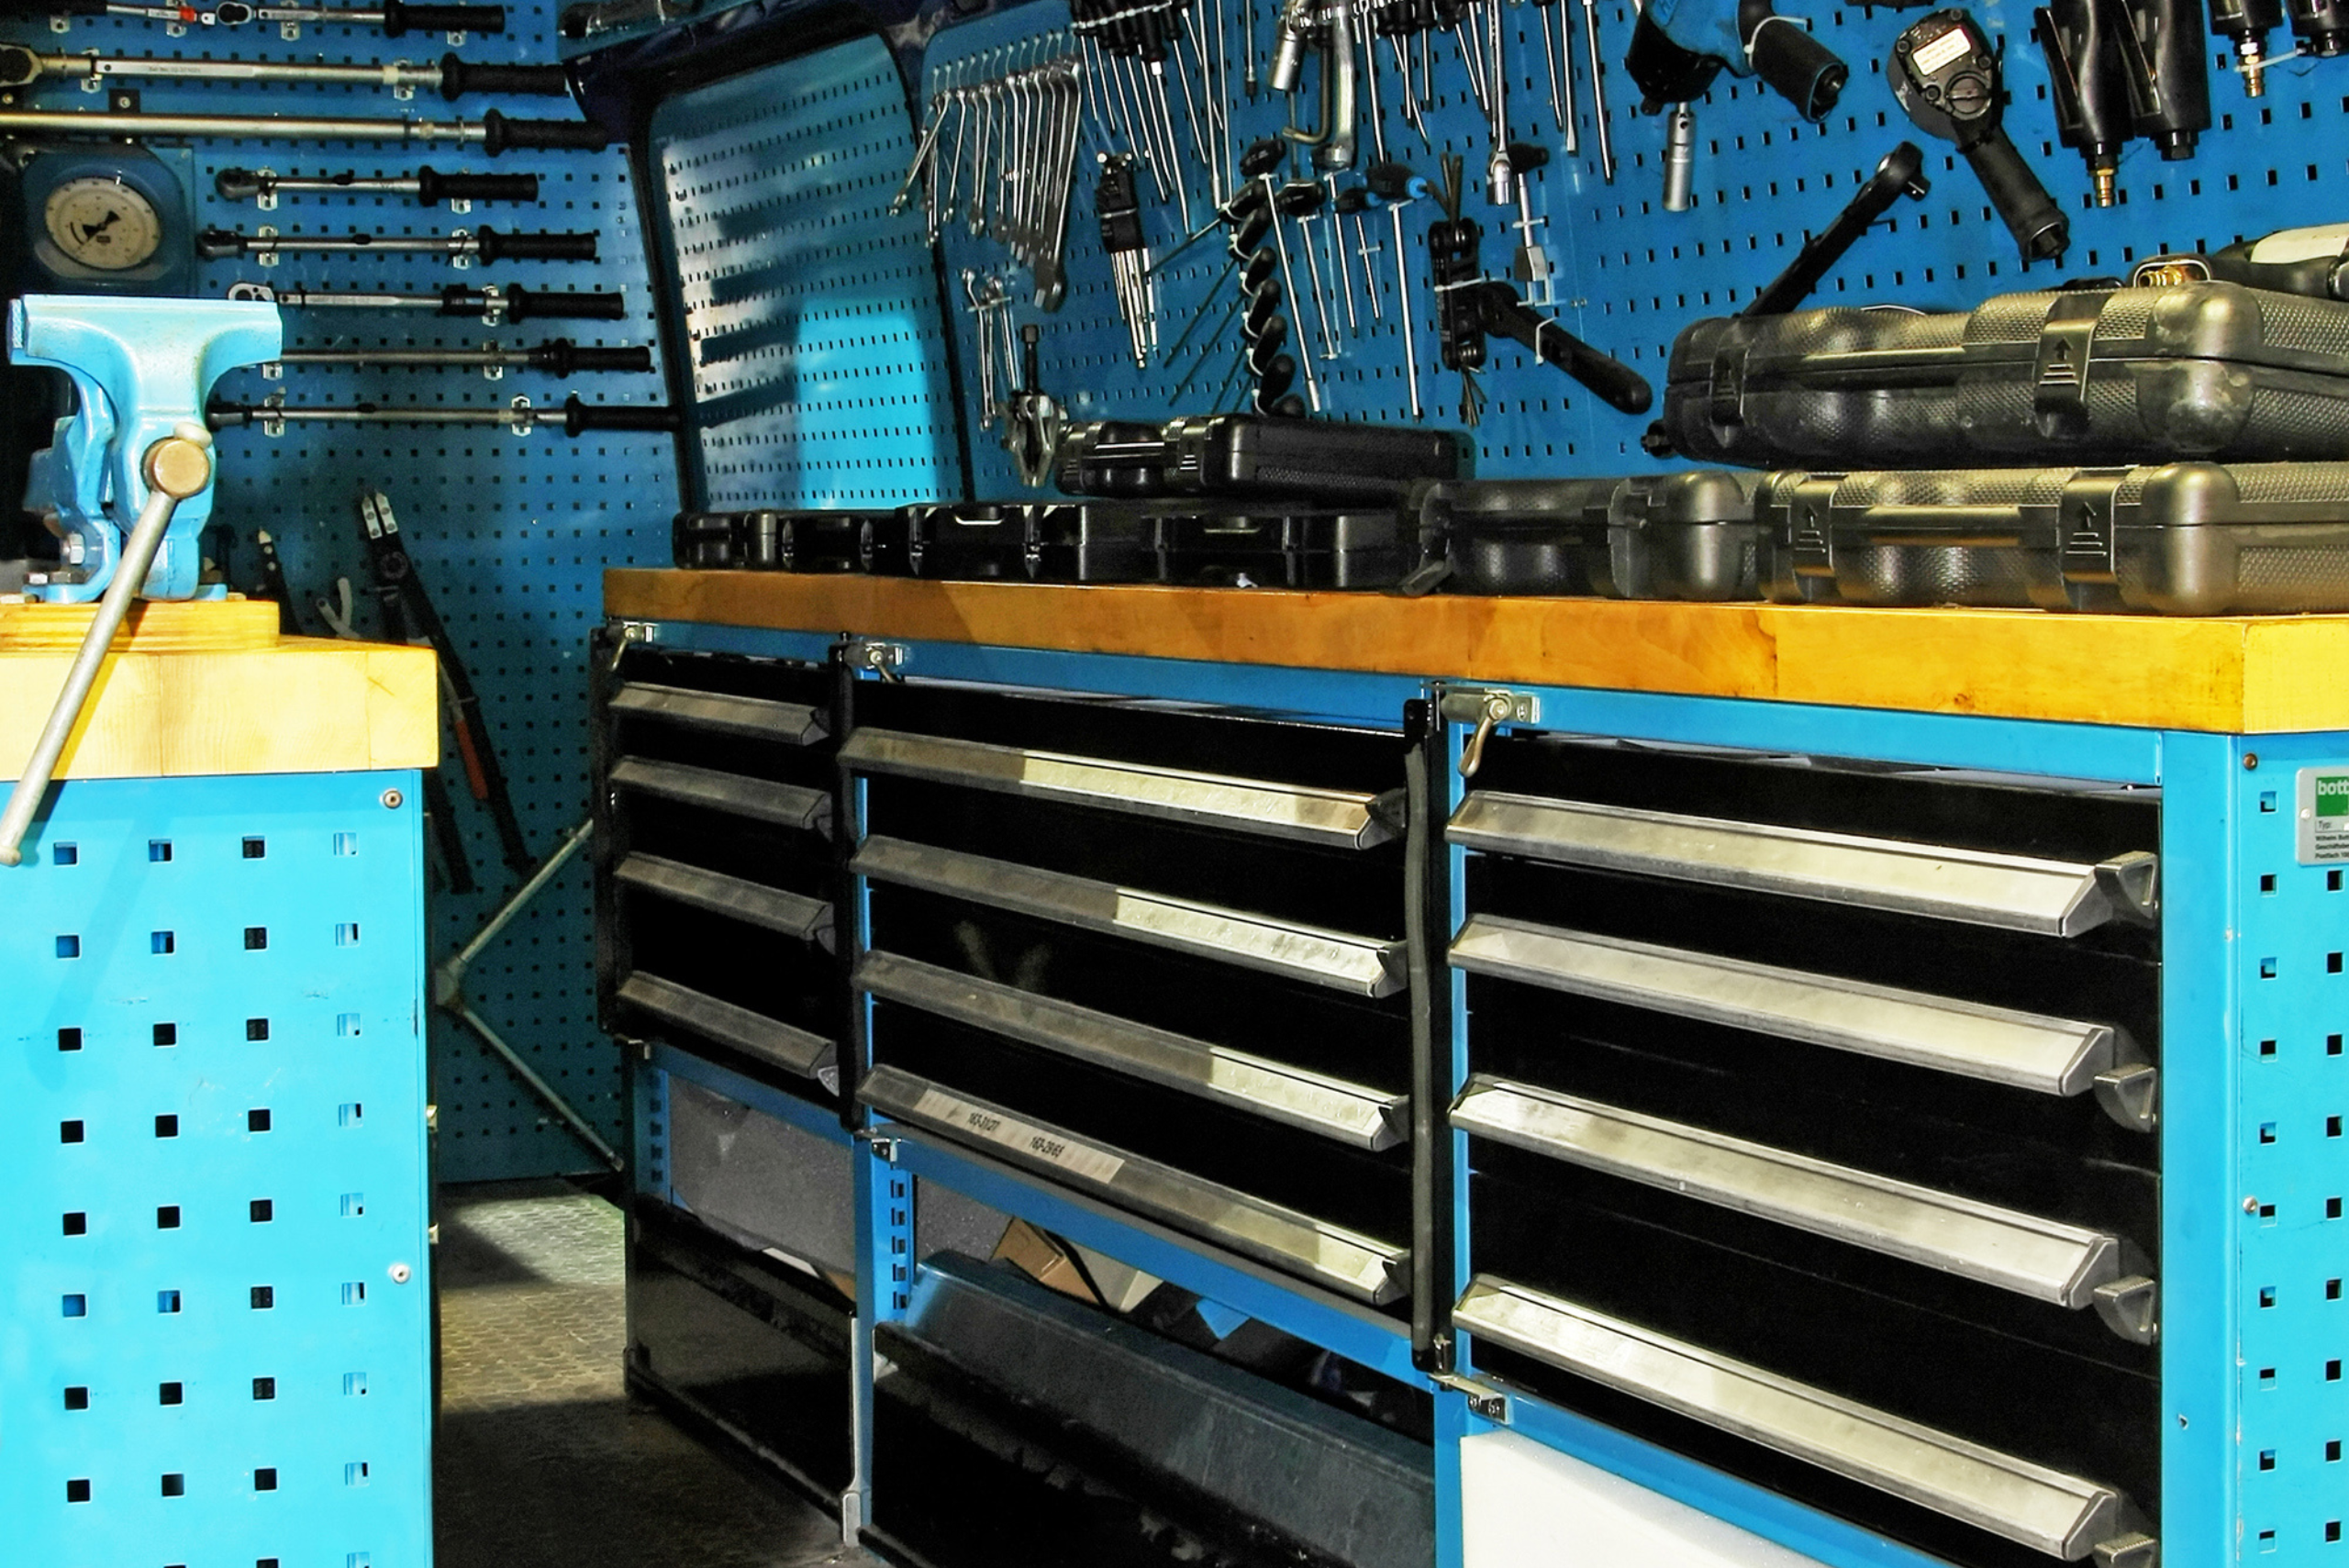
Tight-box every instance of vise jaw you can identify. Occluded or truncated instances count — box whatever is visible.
[7,295,281,604]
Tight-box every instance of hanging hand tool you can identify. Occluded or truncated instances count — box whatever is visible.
[227,279,626,321]
[1334,184,1385,322]
[1741,142,1929,315]
[0,0,505,33]
[215,166,539,207]
[2113,0,2211,161]
[251,528,300,635]
[1278,179,1343,361]
[198,227,596,263]
[1581,0,1615,178]
[2210,0,2283,91]
[1273,0,1360,172]
[1252,147,1323,411]
[1623,0,1849,121]
[1531,0,1580,145]
[1470,281,1653,413]
[209,394,678,437]
[273,340,651,376]
[1891,9,2069,265]
[1497,142,1554,306]
[2036,0,2130,204]
[1661,102,1698,210]
[1367,159,1425,419]
[0,104,606,152]
[353,488,534,877]
[1004,322,1065,485]
[1097,152,1156,369]
[2288,0,2349,58]
[1429,152,1485,426]
[0,45,566,98]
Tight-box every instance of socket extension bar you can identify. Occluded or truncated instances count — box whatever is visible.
[0,45,565,97]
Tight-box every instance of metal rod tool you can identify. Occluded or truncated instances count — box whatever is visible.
[0,44,564,97]
[211,394,678,435]
[215,165,539,206]
[0,0,506,33]
[276,339,651,374]
[227,279,625,320]
[199,226,595,262]
[0,104,606,151]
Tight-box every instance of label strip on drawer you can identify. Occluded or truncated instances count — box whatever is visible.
[1447,791,2157,936]
[841,727,1402,850]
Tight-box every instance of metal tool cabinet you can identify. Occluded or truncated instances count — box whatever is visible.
[600,577,2349,1568]
[1,667,434,1568]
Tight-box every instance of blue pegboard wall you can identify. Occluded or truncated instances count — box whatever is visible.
[0,0,677,1179]
[645,31,965,511]
[918,0,2349,488]
[0,772,431,1567]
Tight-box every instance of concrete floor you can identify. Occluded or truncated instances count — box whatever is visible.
[434,1179,876,1568]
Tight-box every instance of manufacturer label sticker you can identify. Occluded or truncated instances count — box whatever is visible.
[2295,768,2349,862]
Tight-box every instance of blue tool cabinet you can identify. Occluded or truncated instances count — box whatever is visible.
[600,595,2349,1568]
[2,767,432,1568]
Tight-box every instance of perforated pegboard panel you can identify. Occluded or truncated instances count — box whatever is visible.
[0,772,431,1567]
[918,0,2349,490]
[0,2,674,1178]
[647,33,965,511]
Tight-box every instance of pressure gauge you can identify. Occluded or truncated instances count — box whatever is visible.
[9,143,196,295]
[42,176,164,272]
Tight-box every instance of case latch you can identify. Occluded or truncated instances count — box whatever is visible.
[2057,473,2127,585]
[2032,293,2105,439]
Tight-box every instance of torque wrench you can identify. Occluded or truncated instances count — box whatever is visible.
[215,166,540,206]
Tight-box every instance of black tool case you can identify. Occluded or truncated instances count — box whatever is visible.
[1058,413,1469,501]
[1657,281,2349,468]
[671,508,874,573]
[1025,500,1159,583]
[1403,473,1765,599]
[1757,461,2349,613]
[865,503,1032,580]
[1156,507,1417,589]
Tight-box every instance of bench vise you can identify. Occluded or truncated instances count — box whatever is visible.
[8,294,282,604]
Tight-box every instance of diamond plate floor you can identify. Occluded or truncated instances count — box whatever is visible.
[435,1179,875,1568]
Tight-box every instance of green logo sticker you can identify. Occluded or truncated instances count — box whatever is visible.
[2320,776,2349,817]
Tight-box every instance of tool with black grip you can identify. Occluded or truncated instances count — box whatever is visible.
[274,340,651,375]
[0,47,565,98]
[198,227,596,263]
[215,167,540,207]
[2132,223,2349,296]
[1469,282,1653,415]
[0,0,506,32]
[2112,0,2211,160]
[1097,153,1155,369]
[2210,0,2283,91]
[1890,10,2068,265]
[1624,0,1849,121]
[1741,142,1930,316]
[354,488,531,877]
[1429,153,1486,426]
[211,395,678,436]
[0,105,606,154]
[227,281,627,322]
[2289,0,2349,57]
[2035,0,2131,205]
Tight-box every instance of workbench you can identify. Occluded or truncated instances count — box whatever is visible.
[605,569,2345,1568]
[1,600,437,1568]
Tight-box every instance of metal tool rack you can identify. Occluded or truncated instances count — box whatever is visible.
[595,574,2349,1568]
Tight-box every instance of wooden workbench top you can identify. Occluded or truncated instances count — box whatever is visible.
[0,599,437,779]
[606,569,2349,735]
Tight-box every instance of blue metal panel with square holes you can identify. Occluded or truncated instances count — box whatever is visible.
[0,771,431,1568]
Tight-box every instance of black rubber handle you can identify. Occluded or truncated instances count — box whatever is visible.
[527,340,652,373]
[561,395,679,436]
[383,0,506,33]
[413,166,540,206]
[480,109,610,155]
[473,227,597,263]
[504,285,626,320]
[437,53,571,99]
[0,0,106,15]
[1965,128,2071,263]
[1746,15,1849,121]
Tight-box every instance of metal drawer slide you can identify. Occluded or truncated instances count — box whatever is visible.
[1453,1077,2138,1312]
[616,853,834,947]
[610,756,833,835]
[618,971,837,1088]
[856,951,1406,1151]
[1450,914,2133,1099]
[841,728,1402,849]
[852,836,1405,997]
[1453,1274,2143,1562]
[860,1065,1408,1305]
[1448,792,2157,936]
[610,680,829,744]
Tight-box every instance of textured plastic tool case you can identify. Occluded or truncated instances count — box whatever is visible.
[1026,501,1159,583]
[1057,413,1469,501]
[1658,281,2349,468]
[671,508,871,572]
[864,503,1033,580]
[1156,507,1415,588]
[1756,462,2349,613]
[1404,473,1764,599]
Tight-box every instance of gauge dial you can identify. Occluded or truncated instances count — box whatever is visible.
[42,176,164,272]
